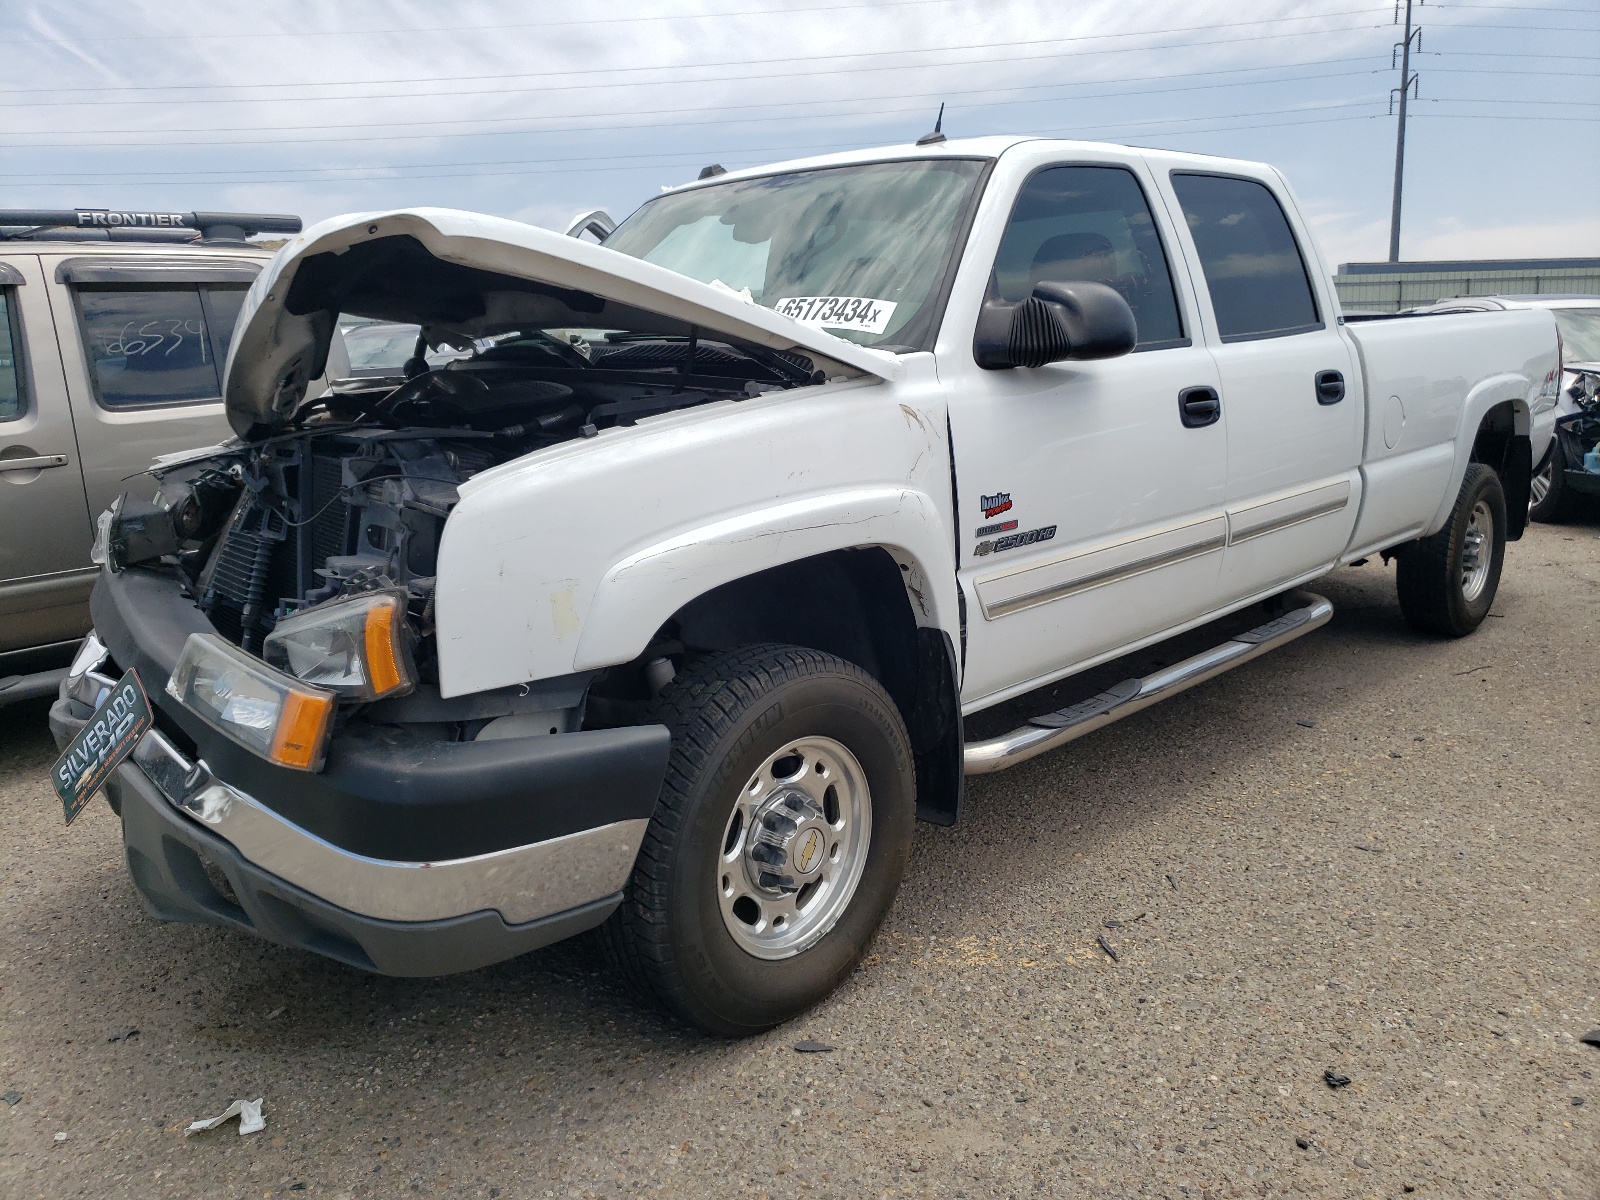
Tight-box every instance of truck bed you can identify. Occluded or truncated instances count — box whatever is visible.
[1343,306,1557,557]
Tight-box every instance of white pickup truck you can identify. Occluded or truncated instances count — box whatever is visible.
[52,136,1561,1036]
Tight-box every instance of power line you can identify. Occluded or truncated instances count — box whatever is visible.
[1423,95,1600,104]
[0,114,1391,190]
[1439,2,1600,10]
[1424,18,1600,26]
[5,70,1572,183]
[0,23,1401,147]
[3,56,1558,180]
[0,0,993,44]
[0,65,1386,111]
[8,108,1589,194]
[1,97,1395,181]
[3,68,1401,133]
[0,9,1392,96]
[0,71,1392,172]
[0,57,1552,117]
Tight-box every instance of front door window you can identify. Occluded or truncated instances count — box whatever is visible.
[991,165,1187,351]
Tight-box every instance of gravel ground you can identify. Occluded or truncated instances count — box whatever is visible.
[1,521,1596,1200]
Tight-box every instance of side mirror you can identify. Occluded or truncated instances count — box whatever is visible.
[974,281,1138,370]
[565,209,616,242]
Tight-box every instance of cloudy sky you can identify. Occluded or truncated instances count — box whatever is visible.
[1,0,1595,267]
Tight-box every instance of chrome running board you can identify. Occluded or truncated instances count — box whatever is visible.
[962,591,1333,776]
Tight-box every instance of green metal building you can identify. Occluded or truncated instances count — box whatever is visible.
[1333,257,1600,314]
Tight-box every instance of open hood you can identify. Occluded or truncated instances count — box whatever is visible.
[223,208,901,435]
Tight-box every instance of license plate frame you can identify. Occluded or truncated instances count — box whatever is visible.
[52,667,154,825]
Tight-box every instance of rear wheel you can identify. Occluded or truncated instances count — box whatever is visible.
[1529,444,1582,523]
[1396,463,1506,637]
[605,644,915,1036]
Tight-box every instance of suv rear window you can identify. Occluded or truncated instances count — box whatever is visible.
[0,290,22,422]
[74,283,249,409]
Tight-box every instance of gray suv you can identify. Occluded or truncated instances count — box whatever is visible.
[0,210,299,703]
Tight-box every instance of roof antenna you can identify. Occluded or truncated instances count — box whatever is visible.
[916,103,946,146]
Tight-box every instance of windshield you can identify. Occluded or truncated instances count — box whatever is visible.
[604,158,988,351]
[1553,309,1600,364]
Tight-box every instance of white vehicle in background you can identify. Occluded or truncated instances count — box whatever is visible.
[1409,295,1600,521]
[54,138,1560,1035]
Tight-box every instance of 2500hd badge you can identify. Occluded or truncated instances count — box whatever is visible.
[973,525,1058,557]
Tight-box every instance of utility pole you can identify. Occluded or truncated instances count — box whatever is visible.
[1388,0,1424,263]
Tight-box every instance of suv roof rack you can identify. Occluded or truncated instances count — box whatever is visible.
[0,209,301,244]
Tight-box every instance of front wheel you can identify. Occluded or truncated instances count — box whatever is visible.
[605,644,916,1036]
[1396,462,1507,637]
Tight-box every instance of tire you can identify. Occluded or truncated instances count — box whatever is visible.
[1528,444,1582,523]
[604,644,916,1036]
[1396,463,1507,637]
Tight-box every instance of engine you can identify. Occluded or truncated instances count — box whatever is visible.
[110,329,817,689]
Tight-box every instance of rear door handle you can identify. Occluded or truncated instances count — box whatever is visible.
[1179,386,1221,428]
[0,453,69,472]
[1315,370,1346,405]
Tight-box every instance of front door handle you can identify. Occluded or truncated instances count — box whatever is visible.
[0,453,69,472]
[1179,386,1221,428]
[1315,370,1346,405]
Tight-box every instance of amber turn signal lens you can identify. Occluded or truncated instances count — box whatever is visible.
[261,588,416,702]
[362,600,404,696]
[269,689,335,771]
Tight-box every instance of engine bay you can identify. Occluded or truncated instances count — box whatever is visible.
[114,326,821,698]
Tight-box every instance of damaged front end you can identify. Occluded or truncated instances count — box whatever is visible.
[50,209,892,974]
[94,209,887,742]
[101,331,825,736]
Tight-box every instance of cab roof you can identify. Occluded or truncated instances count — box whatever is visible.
[658,135,1273,194]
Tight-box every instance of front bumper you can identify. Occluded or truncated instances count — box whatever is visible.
[111,729,627,976]
[52,567,674,976]
[87,567,670,862]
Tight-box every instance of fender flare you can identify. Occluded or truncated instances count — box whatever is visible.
[571,486,960,672]
[1424,375,1532,537]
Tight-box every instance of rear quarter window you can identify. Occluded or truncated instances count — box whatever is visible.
[1170,173,1322,342]
[74,283,249,409]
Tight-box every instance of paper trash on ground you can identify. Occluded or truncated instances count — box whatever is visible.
[185,1098,265,1136]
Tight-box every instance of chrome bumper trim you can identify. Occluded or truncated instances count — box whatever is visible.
[125,728,647,925]
[68,631,109,678]
[963,591,1334,775]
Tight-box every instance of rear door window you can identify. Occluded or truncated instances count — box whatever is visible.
[74,283,249,408]
[990,165,1186,351]
[1170,173,1322,342]
[0,290,23,422]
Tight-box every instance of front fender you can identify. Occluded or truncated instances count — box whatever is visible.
[432,365,956,697]
[573,487,954,671]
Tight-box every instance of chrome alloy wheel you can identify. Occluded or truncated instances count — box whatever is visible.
[1461,499,1495,602]
[716,736,872,960]
[1530,457,1553,507]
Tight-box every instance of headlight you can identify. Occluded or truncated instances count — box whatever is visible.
[261,590,416,701]
[167,633,335,771]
